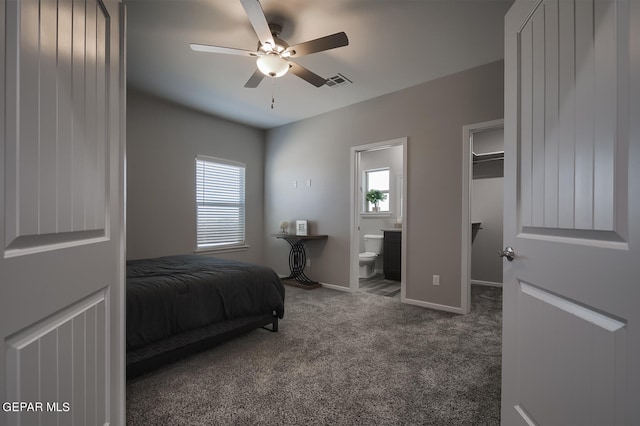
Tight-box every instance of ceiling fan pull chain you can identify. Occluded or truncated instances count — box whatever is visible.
[271,78,275,110]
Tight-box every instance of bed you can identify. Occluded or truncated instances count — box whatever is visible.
[126,255,285,378]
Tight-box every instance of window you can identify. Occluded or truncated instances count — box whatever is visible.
[196,156,246,249]
[364,168,390,212]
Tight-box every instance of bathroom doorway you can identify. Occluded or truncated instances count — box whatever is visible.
[349,138,407,300]
[461,120,504,313]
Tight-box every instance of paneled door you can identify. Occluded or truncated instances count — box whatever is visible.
[0,0,125,424]
[502,0,639,424]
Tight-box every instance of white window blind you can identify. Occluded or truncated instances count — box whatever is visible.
[196,156,246,248]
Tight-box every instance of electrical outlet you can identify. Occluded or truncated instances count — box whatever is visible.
[293,180,298,188]
[306,259,311,268]
[432,275,440,285]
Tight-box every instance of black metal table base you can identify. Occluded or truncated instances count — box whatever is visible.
[282,238,317,285]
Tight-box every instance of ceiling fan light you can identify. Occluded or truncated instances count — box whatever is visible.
[256,54,289,78]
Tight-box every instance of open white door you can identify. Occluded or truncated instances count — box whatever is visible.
[502,0,639,424]
[0,0,125,424]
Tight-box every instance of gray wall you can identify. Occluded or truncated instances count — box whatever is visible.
[126,89,266,264]
[471,128,504,284]
[264,60,504,309]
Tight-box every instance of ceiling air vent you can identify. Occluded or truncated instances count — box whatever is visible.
[325,73,353,88]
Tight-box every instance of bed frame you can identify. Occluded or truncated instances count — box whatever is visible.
[127,313,278,379]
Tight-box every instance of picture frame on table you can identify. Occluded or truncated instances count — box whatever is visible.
[296,220,308,236]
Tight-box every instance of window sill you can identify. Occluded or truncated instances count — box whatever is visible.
[194,244,250,255]
[360,212,393,218]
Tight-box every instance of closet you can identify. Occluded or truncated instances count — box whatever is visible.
[471,128,504,286]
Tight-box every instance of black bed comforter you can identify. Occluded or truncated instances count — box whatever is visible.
[126,255,285,351]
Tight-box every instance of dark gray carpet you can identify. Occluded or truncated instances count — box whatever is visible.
[127,285,502,425]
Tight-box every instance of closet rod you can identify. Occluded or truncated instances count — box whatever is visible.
[473,156,504,164]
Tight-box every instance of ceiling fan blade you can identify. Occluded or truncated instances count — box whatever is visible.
[244,69,265,88]
[190,43,259,57]
[288,62,326,87]
[285,32,349,58]
[239,0,275,50]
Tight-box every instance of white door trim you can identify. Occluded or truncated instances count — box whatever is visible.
[350,138,407,301]
[113,3,127,423]
[461,119,503,314]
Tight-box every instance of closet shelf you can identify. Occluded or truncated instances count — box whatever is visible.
[472,151,504,164]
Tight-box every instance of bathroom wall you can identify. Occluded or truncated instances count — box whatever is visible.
[358,145,403,272]
[471,128,504,284]
[358,145,403,247]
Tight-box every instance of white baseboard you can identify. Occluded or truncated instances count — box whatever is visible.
[285,277,465,315]
[471,279,503,288]
[401,297,463,314]
[277,274,352,293]
[319,282,352,292]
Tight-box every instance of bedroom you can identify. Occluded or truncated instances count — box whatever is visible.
[1,0,639,424]
[126,0,508,311]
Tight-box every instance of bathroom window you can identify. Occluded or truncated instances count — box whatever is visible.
[364,168,390,212]
[196,155,246,249]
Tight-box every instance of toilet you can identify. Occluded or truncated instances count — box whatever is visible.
[359,234,384,278]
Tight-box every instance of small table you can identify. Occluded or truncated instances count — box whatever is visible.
[272,234,328,287]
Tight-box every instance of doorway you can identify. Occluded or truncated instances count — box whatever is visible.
[461,120,503,314]
[349,138,407,300]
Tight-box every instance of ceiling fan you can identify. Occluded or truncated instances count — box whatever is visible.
[190,0,349,88]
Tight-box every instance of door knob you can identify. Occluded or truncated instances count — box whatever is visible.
[498,246,515,261]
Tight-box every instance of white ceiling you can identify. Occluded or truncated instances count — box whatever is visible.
[126,0,513,129]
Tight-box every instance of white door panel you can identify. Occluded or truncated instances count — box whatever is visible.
[518,0,620,233]
[503,0,639,424]
[0,0,125,424]
[5,291,108,426]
